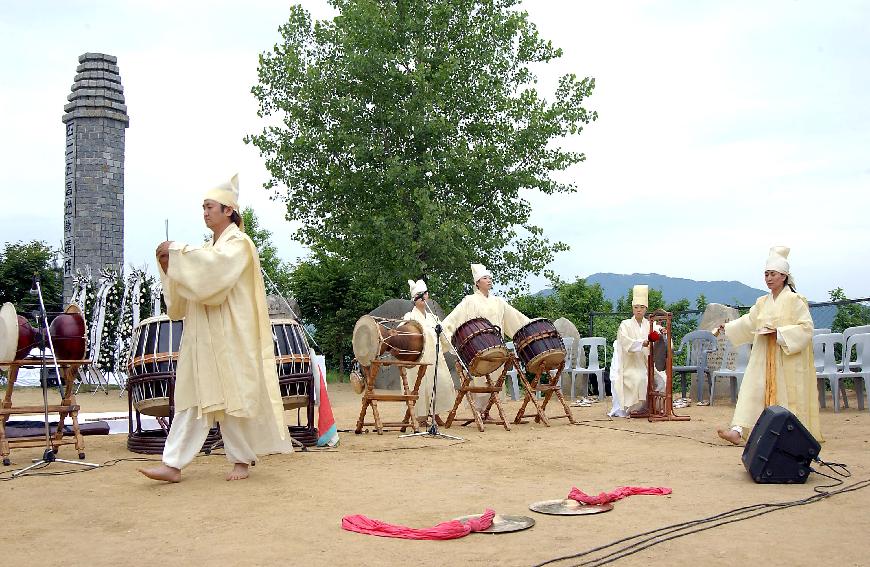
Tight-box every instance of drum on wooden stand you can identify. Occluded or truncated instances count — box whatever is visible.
[512,318,565,375]
[271,318,317,446]
[352,316,424,366]
[124,315,221,454]
[451,317,509,376]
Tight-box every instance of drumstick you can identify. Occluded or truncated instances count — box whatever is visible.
[165,219,169,241]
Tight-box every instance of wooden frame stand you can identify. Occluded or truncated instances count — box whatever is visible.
[630,310,690,422]
[444,358,512,432]
[514,360,576,426]
[0,359,90,466]
[355,359,427,435]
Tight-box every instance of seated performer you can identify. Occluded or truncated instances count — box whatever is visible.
[139,174,293,483]
[608,285,664,417]
[402,279,456,423]
[441,263,529,411]
[717,246,822,444]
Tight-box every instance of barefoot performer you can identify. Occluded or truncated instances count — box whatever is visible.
[716,246,822,445]
[139,174,293,482]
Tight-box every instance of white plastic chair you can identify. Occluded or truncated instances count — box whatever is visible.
[838,332,870,412]
[813,328,832,336]
[710,340,751,405]
[843,325,870,372]
[557,337,575,398]
[504,342,521,401]
[672,330,718,403]
[570,337,607,401]
[814,333,848,411]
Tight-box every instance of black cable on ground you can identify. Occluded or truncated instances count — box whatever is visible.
[572,419,729,447]
[531,476,869,567]
[0,456,161,481]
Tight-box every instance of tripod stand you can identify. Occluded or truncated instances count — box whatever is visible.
[401,303,462,441]
[12,276,99,477]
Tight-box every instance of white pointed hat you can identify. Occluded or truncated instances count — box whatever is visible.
[0,302,19,365]
[204,173,240,211]
[408,279,427,299]
[765,246,790,274]
[632,285,649,307]
[471,263,492,283]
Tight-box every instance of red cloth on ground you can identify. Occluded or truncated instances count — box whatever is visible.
[341,509,495,540]
[567,486,672,505]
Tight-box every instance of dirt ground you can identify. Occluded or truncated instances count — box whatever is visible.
[2,383,869,567]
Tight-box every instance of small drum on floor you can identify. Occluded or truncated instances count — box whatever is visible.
[352,316,424,366]
[451,317,509,376]
[513,318,565,374]
[126,315,183,417]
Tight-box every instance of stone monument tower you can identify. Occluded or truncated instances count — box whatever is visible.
[61,52,129,301]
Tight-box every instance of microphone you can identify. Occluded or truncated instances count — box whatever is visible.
[29,273,40,296]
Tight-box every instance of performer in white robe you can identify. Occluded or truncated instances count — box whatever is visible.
[441,263,529,410]
[402,279,456,420]
[608,285,662,417]
[717,247,822,444]
[140,174,293,483]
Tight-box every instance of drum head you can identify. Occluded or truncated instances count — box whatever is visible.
[469,345,510,376]
[528,499,614,515]
[526,349,566,375]
[453,513,535,533]
[352,316,381,365]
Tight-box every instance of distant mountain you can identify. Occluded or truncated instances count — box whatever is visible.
[537,272,766,309]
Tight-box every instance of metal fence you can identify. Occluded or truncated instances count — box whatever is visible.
[588,297,870,368]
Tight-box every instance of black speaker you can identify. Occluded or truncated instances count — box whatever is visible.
[742,405,820,483]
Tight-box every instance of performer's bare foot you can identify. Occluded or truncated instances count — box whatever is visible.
[138,464,181,483]
[226,463,250,481]
[717,428,742,445]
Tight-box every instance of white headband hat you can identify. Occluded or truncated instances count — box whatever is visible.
[471,263,492,284]
[204,173,240,211]
[408,279,427,299]
[765,246,795,287]
[632,284,649,307]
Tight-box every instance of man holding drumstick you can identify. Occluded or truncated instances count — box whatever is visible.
[139,174,292,482]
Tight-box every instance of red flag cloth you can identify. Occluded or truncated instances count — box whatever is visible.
[568,486,671,505]
[341,509,495,540]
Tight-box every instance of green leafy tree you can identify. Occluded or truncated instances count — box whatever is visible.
[511,274,611,336]
[241,207,294,297]
[247,0,597,306]
[0,240,63,313]
[829,287,870,332]
[288,253,391,371]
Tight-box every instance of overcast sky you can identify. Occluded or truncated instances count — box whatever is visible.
[1,1,868,303]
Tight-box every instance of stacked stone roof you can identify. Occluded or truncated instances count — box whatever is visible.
[62,52,129,125]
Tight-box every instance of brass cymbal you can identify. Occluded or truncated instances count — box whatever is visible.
[453,513,535,533]
[528,499,614,515]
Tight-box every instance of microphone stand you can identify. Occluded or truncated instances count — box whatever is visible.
[401,300,462,441]
[12,276,99,477]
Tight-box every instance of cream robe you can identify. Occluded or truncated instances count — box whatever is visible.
[724,287,822,442]
[441,289,530,404]
[614,317,650,411]
[160,223,290,454]
[403,307,456,416]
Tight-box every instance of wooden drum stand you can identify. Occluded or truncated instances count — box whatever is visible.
[0,358,90,466]
[630,310,690,422]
